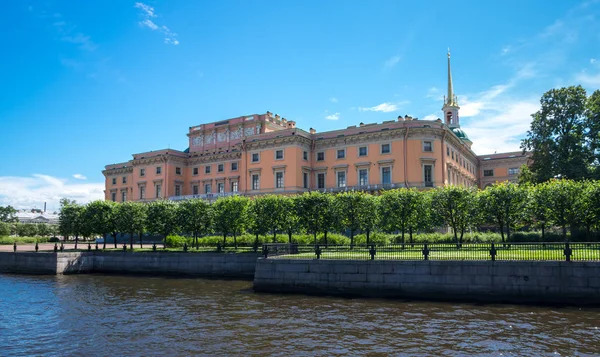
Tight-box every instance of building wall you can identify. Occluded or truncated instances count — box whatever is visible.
[254,259,600,305]
[479,152,530,188]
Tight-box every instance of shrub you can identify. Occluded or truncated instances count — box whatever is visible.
[16,223,39,237]
[0,222,10,236]
[48,237,61,242]
[165,234,189,248]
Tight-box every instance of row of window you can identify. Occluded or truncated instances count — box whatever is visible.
[483,167,520,177]
[447,145,475,175]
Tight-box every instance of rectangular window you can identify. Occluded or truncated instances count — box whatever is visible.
[359,169,368,186]
[175,185,181,196]
[231,162,238,171]
[205,166,211,174]
[218,164,224,173]
[359,146,368,157]
[121,191,127,202]
[337,171,346,188]
[337,149,346,159]
[217,182,224,193]
[231,181,238,192]
[112,178,116,185]
[275,172,284,188]
[252,174,260,190]
[140,168,145,177]
[140,186,145,199]
[303,172,308,189]
[452,151,454,160]
[122,176,127,184]
[423,141,433,152]
[303,151,308,161]
[317,173,325,189]
[484,170,494,177]
[447,146,450,156]
[317,152,324,161]
[508,167,520,175]
[204,184,212,194]
[111,192,116,202]
[175,167,182,175]
[193,167,199,175]
[193,185,199,195]
[156,166,162,174]
[381,143,390,154]
[275,149,284,160]
[155,184,162,198]
[424,165,433,187]
[381,167,391,185]
[252,153,259,162]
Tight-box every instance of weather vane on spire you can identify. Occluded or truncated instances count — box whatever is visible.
[448,47,451,57]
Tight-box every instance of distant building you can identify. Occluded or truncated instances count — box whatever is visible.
[16,211,59,224]
[103,52,530,202]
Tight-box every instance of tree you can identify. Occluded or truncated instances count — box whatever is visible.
[247,195,285,243]
[430,186,477,244]
[147,200,179,248]
[0,222,10,236]
[360,195,379,245]
[585,90,600,178]
[296,192,330,245]
[281,196,301,244]
[85,200,118,249]
[574,181,600,240]
[0,206,17,223]
[37,223,52,238]
[378,189,421,244]
[16,223,38,237]
[545,179,580,240]
[116,202,147,249]
[247,198,270,246]
[521,86,593,182]
[525,183,552,241]
[212,196,249,248]
[479,182,527,242]
[59,203,83,246]
[335,191,375,247]
[177,199,211,248]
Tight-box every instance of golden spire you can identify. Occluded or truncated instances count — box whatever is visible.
[446,49,458,107]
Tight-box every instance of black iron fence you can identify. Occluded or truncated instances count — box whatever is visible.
[261,242,600,261]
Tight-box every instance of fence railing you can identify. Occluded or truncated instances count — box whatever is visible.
[261,242,600,261]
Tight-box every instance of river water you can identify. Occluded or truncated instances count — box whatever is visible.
[1,274,599,356]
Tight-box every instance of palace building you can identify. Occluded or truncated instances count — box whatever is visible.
[102,53,530,202]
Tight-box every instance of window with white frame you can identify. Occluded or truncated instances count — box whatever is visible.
[423,141,433,152]
[140,168,145,177]
[140,186,145,199]
[121,191,127,202]
[275,149,284,160]
[156,166,162,174]
[175,167,181,175]
[317,152,325,161]
[337,149,345,159]
[112,178,116,185]
[193,167,199,175]
[252,174,260,190]
[275,172,284,188]
[111,192,116,202]
[175,185,181,196]
[231,162,238,171]
[424,165,433,187]
[359,146,368,157]
[204,183,211,194]
[359,169,368,186]
[205,165,211,174]
[218,164,224,173]
[317,173,325,189]
[217,182,224,193]
[303,151,308,161]
[381,167,391,185]
[337,171,346,188]
[231,181,239,192]
[193,185,199,195]
[155,184,162,198]
[252,153,259,162]
[484,169,494,177]
[122,176,127,184]
[303,172,308,189]
[508,167,520,175]
[381,143,390,154]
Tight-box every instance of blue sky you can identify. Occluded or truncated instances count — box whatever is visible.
[1,0,599,210]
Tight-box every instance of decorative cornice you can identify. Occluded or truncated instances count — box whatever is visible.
[103,167,133,176]
[245,135,311,151]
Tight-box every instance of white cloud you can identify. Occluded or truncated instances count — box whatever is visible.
[135,2,179,45]
[61,33,97,51]
[0,174,104,210]
[422,114,439,121]
[72,174,87,180]
[575,71,600,87]
[325,112,340,120]
[501,45,512,55]
[384,55,401,69]
[329,97,338,103]
[359,101,408,113]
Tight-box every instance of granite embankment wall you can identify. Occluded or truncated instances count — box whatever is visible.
[0,252,259,278]
[254,259,600,305]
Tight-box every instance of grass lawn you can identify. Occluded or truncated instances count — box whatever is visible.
[0,236,53,244]
[269,244,600,261]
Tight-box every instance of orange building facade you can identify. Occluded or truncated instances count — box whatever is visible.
[103,53,530,202]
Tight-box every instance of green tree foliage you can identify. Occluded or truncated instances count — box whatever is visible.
[248,195,286,243]
[116,202,147,249]
[479,182,527,242]
[0,206,17,223]
[296,192,330,245]
[85,200,118,249]
[585,90,600,178]
[545,179,580,240]
[147,200,179,248]
[430,186,477,243]
[281,196,301,244]
[0,222,10,236]
[212,196,249,248]
[378,188,421,244]
[59,203,84,247]
[334,191,375,247]
[177,199,211,248]
[521,86,596,182]
[525,182,552,240]
[574,180,600,239]
[359,195,379,245]
[16,223,38,237]
[37,223,52,237]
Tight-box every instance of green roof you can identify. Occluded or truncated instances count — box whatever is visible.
[452,128,471,142]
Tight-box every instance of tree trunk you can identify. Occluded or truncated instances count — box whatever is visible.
[366,230,370,246]
[459,229,464,244]
[223,234,227,247]
[255,233,259,247]
[541,225,545,241]
[350,230,354,249]
[273,231,277,243]
[288,230,292,244]
[499,224,505,243]
[313,232,317,245]
[401,224,405,245]
[163,234,167,249]
[139,232,143,249]
[129,232,133,250]
[75,234,79,250]
[324,231,328,248]
[562,225,567,241]
[103,233,107,250]
[452,225,458,244]
[113,232,118,249]
[506,222,511,242]
[409,227,413,244]
[234,233,238,249]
